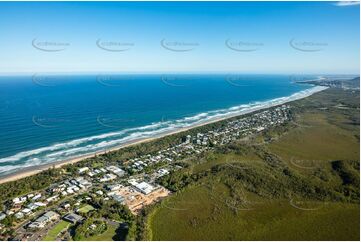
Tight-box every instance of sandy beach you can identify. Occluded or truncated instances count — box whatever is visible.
[0,85,328,185]
[0,118,225,184]
[0,124,206,185]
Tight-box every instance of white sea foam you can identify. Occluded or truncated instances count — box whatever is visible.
[0,85,328,175]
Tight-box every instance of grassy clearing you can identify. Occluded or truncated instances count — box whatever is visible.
[149,183,359,241]
[82,223,118,241]
[77,204,95,214]
[43,220,71,241]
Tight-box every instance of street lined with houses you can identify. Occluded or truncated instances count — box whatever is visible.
[0,105,291,240]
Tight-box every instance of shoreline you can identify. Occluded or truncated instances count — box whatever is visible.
[0,85,328,185]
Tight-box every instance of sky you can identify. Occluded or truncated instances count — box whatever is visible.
[0,1,359,75]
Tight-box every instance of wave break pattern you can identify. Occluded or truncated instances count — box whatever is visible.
[0,86,328,175]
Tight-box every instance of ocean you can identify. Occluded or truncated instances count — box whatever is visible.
[0,74,320,176]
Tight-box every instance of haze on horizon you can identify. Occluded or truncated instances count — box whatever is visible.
[0,1,359,75]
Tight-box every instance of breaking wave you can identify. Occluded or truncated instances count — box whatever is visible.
[0,85,328,176]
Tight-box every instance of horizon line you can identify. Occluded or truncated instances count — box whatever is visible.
[0,71,359,77]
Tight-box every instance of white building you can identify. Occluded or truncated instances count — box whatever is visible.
[106,184,122,191]
[28,211,59,229]
[32,194,42,201]
[157,168,169,177]
[133,182,155,195]
[99,173,117,182]
[78,167,89,174]
[107,166,125,177]
[15,212,24,219]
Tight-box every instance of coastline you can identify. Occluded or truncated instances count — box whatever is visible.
[0,85,328,185]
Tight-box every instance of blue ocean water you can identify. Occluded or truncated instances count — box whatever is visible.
[0,74,315,176]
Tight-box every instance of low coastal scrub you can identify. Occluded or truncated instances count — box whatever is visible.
[148,182,360,241]
[146,89,360,240]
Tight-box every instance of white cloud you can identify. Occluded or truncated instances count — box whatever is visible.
[334,1,360,6]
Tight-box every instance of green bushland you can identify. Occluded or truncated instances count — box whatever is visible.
[148,88,360,241]
[83,200,134,240]
[90,200,134,223]
[0,168,62,204]
[73,218,107,240]
[149,181,359,241]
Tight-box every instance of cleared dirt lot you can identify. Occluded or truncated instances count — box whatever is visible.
[115,186,170,214]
